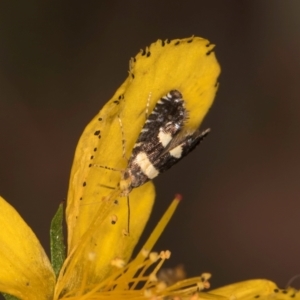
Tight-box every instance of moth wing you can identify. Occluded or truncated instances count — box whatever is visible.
[129,90,188,162]
[151,128,210,174]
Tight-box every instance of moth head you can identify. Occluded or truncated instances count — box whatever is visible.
[119,170,132,196]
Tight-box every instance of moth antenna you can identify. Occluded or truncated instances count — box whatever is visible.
[117,115,128,160]
[145,91,152,119]
[285,274,300,289]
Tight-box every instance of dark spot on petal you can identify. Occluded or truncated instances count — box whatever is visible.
[162,40,165,46]
[141,48,146,56]
[80,197,82,200]
[94,130,101,136]
[274,289,279,293]
[94,148,97,152]
[89,164,92,167]
[98,135,101,139]
[282,290,288,294]
[118,95,122,100]
[90,156,94,159]
[166,39,170,44]
[174,41,180,46]
[98,117,102,121]
[83,182,86,187]
[206,45,216,56]
[131,73,135,79]
[111,215,117,224]
[254,295,260,298]
[206,42,211,47]
[187,38,193,43]
[113,100,119,104]
[133,57,136,62]
[146,51,151,57]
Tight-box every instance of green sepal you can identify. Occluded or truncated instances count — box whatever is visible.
[50,202,66,278]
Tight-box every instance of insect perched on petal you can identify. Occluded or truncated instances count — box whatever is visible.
[65,37,220,287]
[119,89,210,196]
[92,89,210,235]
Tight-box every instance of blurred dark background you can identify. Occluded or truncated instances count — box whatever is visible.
[1,0,300,292]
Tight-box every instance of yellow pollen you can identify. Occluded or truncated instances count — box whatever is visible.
[160,250,171,259]
[149,252,159,262]
[111,257,126,268]
[149,273,158,282]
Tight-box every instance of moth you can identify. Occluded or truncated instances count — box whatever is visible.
[95,90,209,233]
[119,89,210,196]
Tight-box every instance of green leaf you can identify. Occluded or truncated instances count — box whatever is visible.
[50,203,66,278]
[2,293,20,300]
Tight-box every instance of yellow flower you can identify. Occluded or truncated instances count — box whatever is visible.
[63,36,220,294]
[0,36,220,300]
[0,36,297,300]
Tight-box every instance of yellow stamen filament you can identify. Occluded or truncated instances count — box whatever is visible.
[57,196,210,299]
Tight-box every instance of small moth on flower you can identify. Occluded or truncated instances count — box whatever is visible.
[94,89,210,234]
[66,38,220,278]
[119,89,210,196]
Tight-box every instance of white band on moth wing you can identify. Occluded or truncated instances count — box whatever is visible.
[158,130,172,147]
[169,145,183,158]
[135,152,159,179]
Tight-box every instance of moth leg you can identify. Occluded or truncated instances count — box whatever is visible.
[99,183,116,190]
[126,195,130,236]
[79,184,117,206]
[92,164,123,172]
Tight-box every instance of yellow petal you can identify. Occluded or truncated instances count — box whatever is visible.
[56,196,181,299]
[0,196,55,300]
[125,37,220,132]
[63,36,220,294]
[208,279,289,300]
